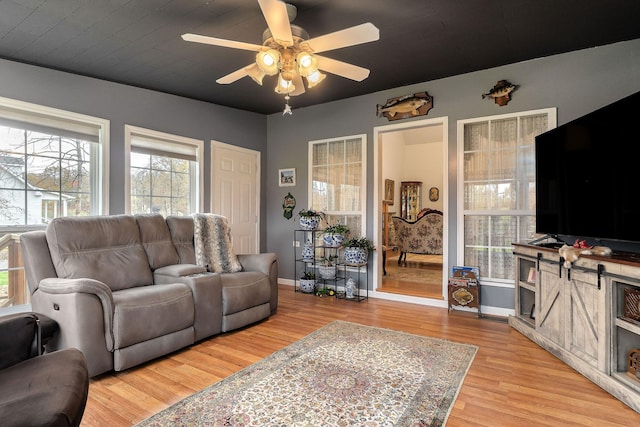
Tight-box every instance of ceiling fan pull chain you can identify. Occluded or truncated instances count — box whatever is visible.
[283,95,293,116]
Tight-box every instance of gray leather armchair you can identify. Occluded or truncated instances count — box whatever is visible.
[0,312,89,427]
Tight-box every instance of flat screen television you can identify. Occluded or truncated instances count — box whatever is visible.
[535,90,640,252]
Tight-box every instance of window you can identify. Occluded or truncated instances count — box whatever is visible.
[125,125,203,216]
[309,135,366,236]
[458,109,556,285]
[0,96,109,310]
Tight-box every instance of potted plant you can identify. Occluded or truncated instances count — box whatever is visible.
[299,271,316,293]
[322,223,350,247]
[296,208,325,230]
[342,237,374,265]
[317,255,338,280]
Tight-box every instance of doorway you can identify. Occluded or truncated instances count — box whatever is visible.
[373,117,448,302]
[211,141,261,254]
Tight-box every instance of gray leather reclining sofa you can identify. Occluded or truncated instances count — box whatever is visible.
[20,214,278,377]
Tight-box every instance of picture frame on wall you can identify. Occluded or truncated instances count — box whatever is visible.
[384,179,394,204]
[429,186,439,202]
[279,168,296,187]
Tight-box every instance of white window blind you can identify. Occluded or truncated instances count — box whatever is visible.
[125,125,203,216]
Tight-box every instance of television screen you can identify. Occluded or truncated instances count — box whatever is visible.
[535,91,640,245]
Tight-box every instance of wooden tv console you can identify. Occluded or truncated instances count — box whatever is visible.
[510,243,640,413]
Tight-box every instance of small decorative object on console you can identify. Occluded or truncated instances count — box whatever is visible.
[558,240,612,268]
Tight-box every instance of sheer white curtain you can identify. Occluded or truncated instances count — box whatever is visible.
[462,111,551,282]
[310,136,365,237]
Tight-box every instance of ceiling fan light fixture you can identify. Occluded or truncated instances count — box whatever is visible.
[275,74,295,94]
[306,70,326,88]
[245,65,265,85]
[296,51,317,77]
[256,49,280,75]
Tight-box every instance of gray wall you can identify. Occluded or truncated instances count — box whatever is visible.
[2,38,639,312]
[0,58,269,249]
[265,38,640,311]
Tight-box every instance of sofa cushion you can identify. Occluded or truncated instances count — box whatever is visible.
[46,215,153,291]
[221,272,271,316]
[135,214,180,270]
[112,283,195,349]
[166,216,197,264]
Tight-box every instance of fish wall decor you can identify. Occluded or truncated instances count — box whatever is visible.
[376,92,433,121]
[482,80,517,106]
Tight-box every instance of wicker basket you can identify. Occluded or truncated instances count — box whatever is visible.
[624,288,640,322]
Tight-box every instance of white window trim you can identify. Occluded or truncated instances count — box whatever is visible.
[456,108,557,288]
[0,95,110,229]
[124,125,204,214]
[308,133,367,238]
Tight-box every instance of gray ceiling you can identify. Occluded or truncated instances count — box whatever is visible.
[1,0,639,115]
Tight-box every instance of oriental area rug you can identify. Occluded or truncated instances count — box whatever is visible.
[137,321,477,427]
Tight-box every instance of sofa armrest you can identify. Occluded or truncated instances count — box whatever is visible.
[237,253,277,276]
[38,278,115,351]
[237,253,278,314]
[0,313,38,370]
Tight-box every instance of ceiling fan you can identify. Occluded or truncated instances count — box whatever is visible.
[181,0,379,106]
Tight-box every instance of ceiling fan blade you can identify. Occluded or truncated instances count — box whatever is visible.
[305,23,379,53]
[258,0,293,46]
[316,56,370,81]
[289,73,306,96]
[182,33,263,52]
[216,64,254,84]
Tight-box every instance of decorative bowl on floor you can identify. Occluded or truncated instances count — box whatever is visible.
[299,279,315,293]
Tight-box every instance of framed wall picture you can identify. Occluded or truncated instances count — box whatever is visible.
[279,168,296,187]
[384,179,395,204]
[429,186,439,202]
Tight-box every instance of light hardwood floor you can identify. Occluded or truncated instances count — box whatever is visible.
[82,284,640,426]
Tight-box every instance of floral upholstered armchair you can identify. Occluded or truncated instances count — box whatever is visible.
[392,209,443,265]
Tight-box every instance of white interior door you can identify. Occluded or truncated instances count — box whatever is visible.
[211,141,260,254]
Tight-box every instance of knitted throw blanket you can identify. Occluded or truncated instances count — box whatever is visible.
[193,213,242,273]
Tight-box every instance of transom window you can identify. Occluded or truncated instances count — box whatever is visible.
[458,108,556,284]
[125,125,203,216]
[309,135,366,236]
